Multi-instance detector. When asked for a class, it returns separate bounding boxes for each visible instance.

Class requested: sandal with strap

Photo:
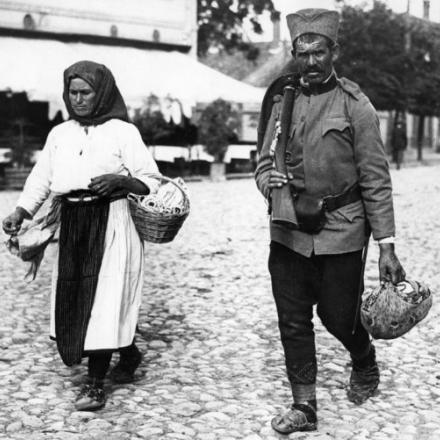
[271,403,318,434]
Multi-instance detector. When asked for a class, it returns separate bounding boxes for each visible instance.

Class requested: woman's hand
[2,207,31,235]
[88,174,124,197]
[89,174,149,197]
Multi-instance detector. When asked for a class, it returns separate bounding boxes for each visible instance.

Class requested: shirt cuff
[377,236,395,244]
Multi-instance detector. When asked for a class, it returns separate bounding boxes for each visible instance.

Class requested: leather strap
[62,190,126,204]
[324,184,361,212]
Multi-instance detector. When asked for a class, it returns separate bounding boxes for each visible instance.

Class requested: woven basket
[128,174,190,244]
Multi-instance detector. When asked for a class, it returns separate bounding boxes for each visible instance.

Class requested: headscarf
[62,60,129,126]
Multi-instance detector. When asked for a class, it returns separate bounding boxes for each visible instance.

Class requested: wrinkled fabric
[16,120,160,217]
[63,60,129,126]
[255,76,395,257]
[6,197,61,280]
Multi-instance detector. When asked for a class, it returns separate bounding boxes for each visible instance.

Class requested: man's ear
[331,44,340,63]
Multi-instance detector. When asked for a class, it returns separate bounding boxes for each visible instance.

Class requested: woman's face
[68,78,96,117]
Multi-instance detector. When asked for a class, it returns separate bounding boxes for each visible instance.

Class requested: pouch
[294,193,326,233]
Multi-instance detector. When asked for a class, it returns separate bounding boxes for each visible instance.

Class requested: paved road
[0,165,439,440]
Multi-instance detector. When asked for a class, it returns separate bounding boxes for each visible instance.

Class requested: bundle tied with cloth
[361,280,433,339]
[128,174,190,244]
[5,196,61,281]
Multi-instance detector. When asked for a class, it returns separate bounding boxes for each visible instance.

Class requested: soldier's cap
[286,8,340,44]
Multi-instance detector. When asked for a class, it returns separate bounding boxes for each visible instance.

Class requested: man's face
[69,78,96,117]
[293,35,338,85]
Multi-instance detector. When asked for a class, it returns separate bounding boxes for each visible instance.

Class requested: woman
[2,60,159,411]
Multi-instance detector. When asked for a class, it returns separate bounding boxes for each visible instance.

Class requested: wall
[0,0,197,52]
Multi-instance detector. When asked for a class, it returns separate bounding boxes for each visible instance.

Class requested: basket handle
[128,173,189,205]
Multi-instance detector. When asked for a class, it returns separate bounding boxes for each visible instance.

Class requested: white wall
[0,0,197,49]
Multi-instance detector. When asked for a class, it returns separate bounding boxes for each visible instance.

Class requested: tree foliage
[197,0,277,57]
[197,99,239,162]
[336,1,407,111]
[336,0,440,116]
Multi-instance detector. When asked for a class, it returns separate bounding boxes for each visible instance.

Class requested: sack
[360,280,432,339]
[293,193,326,233]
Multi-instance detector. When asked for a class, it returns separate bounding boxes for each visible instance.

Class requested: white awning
[0,36,265,120]
[149,145,188,163]
[148,144,256,163]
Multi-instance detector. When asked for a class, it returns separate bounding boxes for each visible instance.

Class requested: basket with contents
[128,174,190,243]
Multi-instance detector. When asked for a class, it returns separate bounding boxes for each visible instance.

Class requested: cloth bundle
[360,280,432,339]
[5,197,61,280]
[136,177,189,215]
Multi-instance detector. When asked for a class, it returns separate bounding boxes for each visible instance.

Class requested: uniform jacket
[255,75,395,257]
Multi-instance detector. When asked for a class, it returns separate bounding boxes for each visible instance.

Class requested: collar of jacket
[300,73,337,96]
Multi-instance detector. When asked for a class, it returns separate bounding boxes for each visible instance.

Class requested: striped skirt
[52,196,144,366]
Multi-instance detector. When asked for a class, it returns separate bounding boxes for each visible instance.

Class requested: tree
[405,18,440,160]
[197,0,277,57]
[336,1,407,112]
[197,99,239,162]
[336,0,440,160]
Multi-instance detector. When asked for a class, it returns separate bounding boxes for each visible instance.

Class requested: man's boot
[347,345,380,405]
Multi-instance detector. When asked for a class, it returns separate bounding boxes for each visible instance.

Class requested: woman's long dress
[17,119,159,351]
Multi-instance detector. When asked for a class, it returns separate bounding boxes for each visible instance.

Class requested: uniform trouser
[268,241,371,388]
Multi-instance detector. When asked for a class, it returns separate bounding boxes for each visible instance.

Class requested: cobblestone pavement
[0,165,439,440]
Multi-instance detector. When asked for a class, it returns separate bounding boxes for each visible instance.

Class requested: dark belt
[323,185,362,212]
[61,190,126,204]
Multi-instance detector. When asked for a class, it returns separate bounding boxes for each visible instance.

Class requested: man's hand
[88,174,124,197]
[2,207,31,235]
[379,243,406,284]
[260,170,292,198]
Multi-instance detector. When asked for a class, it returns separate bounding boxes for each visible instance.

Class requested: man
[391,119,407,170]
[254,9,406,434]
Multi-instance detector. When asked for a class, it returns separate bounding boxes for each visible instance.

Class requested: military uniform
[256,75,395,255]
[254,8,398,433]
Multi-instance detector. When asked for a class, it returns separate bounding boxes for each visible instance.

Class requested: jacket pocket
[322,118,351,137]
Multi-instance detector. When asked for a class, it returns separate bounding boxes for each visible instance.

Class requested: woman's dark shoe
[74,382,106,411]
[271,402,317,434]
[347,346,380,405]
[110,346,142,384]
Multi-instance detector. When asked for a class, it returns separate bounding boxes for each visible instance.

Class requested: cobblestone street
[0,165,439,440]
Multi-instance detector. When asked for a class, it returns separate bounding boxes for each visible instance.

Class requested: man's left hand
[88,174,124,197]
[378,243,406,284]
